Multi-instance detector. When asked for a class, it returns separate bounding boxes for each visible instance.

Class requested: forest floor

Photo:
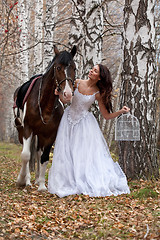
[0,142,159,240]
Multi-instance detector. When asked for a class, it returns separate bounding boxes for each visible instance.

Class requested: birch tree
[119,0,159,179]
[99,1,126,144]
[69,0,103,121]
[69,0,85,77]
[0,1,18,139]
[155,0,160,152]
[18,0,29,82]
[69,0,103,78]
[0,1,21,140]
[43,0,58,71]
[34,0,43,74]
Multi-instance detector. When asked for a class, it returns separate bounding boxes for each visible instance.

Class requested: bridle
[55,77,75,94]
[38,65,75,125]
[54,63,75,94]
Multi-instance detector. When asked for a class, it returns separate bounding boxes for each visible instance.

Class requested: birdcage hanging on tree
[115,113,140,141]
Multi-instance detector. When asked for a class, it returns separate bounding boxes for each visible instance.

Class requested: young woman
[48,64,130,197]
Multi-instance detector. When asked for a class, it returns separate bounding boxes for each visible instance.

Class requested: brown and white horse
[13,46,76,191]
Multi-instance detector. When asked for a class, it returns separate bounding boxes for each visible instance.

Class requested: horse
[13,45,77,191]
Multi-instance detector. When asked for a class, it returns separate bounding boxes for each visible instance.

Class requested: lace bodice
[67,87,98,125]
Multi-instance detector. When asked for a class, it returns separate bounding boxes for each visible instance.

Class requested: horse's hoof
[16,181,26,187]
[26,181,32,186]
[17,177,26,187]
[38,185,47,191]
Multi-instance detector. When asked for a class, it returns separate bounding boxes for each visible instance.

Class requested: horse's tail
[13,86,22,125]
[14,116,23,144]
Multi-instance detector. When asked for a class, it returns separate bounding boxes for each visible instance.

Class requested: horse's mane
[44,50,73,75]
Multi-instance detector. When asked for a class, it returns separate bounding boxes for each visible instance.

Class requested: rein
[38,76,74,125]
[38,77,46,124]
[38,77,59,125]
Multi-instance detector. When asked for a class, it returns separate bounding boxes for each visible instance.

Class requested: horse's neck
[40,68,56,107]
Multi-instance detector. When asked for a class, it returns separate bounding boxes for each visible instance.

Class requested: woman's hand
[54,88,72,104]
[120,106,130,114]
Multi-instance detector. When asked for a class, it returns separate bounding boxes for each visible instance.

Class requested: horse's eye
[57,66,61,71]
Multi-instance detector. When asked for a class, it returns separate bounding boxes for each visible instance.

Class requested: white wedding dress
[48,85,130,197]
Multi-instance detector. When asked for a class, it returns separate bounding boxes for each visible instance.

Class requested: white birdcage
[115,113,140,141]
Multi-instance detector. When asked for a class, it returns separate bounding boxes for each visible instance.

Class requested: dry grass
[0,142,159,239]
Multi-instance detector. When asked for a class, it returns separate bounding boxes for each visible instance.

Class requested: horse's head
[53,45,77,101]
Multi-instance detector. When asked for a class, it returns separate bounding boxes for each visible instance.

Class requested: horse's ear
[71,45,77,58]
[54,45,60,55]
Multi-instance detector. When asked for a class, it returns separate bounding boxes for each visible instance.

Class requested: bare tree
[0,0,20,140]
[0,0,19,71]
[155,0,160,155]
[43,0,58,70]
[119,0,159,179]
[69,0,103,78]
[18,0,30,82]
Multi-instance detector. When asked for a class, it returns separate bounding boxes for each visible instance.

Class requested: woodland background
[0,0,160,179]
[0,1,160,239]
[0,0,127,143]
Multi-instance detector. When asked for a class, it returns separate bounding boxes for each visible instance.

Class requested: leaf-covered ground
[0,142,159,240]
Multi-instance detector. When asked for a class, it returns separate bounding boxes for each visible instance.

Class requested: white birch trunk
[119,0,159,179]
[70,0,103,123]
[18,0,29,83]
[28,2,36,77]
[4,0,30,141]
[85,0,103,121]
[69,0,103,78]
[83,0,103,77]
[43,0,58,71]
[155,0,160,151]
[69,0,85,77]
[34,0,43,74]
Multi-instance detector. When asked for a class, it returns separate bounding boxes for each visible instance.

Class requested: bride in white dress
[48,64,130,197]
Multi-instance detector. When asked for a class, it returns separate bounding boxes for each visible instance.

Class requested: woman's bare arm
[96,93,130,120]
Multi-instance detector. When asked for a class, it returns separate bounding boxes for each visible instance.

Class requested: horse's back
[15,74,42,109]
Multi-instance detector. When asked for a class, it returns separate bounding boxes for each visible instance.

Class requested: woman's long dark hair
[96,64,113,113]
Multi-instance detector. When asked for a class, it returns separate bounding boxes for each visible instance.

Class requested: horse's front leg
[38,145,52,191]
[17,133,33,187]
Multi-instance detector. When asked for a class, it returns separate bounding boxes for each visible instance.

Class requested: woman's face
[88,65,100,82]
